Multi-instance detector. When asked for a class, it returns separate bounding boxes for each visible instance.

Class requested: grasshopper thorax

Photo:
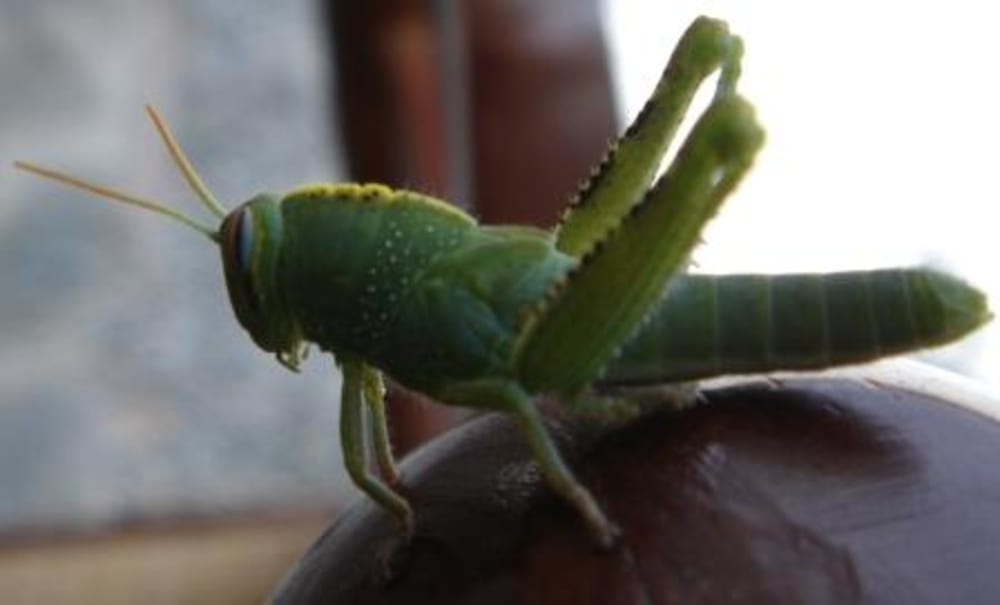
[220,194,306,370]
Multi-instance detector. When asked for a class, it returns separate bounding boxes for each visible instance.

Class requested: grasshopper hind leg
[554,16,743,257]
[515,95,764,398]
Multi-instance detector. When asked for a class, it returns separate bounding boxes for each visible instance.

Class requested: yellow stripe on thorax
[286,182,474,223]
[288,182,394,200]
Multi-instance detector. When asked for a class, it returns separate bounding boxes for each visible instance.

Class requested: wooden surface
[274,365,1000,604]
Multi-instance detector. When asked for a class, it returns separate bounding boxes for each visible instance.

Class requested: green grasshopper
[16,17,991,547]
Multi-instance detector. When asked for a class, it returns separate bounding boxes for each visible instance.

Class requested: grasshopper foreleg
[339,358,413,535]
[361,365,403,488]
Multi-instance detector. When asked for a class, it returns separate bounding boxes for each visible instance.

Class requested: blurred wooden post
[464,1,617,226]
[325,0,616,453]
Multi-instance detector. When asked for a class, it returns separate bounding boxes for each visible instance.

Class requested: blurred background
[1,1,997,602]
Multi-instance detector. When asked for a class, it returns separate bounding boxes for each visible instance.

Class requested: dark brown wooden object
[273,364,1000,603]
[326,0,617,453]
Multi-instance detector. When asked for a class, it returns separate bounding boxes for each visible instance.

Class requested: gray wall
[1,0,349,532]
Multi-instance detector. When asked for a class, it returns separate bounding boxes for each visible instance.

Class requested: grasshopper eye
[221,204,259,314]
[217,194,288,355]
[234,206,255,279]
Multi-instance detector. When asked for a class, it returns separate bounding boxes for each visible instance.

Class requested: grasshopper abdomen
[607,269,989,385]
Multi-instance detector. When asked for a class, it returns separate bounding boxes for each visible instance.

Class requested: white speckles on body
[344,194,471,349]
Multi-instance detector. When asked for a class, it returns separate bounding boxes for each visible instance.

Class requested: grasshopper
[15,17,990,547]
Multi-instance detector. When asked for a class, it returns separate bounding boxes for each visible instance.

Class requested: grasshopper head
[15,105,306,372]
[219,195,306,371]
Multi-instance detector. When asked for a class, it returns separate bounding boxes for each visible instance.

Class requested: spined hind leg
[554,15,744,257]
[503,21,763,548]
[514,95,765,399]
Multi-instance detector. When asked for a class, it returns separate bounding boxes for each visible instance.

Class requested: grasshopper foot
[570,483,621,549]
[371,530,412,584]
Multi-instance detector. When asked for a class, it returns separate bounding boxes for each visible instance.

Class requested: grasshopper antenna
[144,105,228,219]
[13,105,225,243]
[13,161,219,242]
